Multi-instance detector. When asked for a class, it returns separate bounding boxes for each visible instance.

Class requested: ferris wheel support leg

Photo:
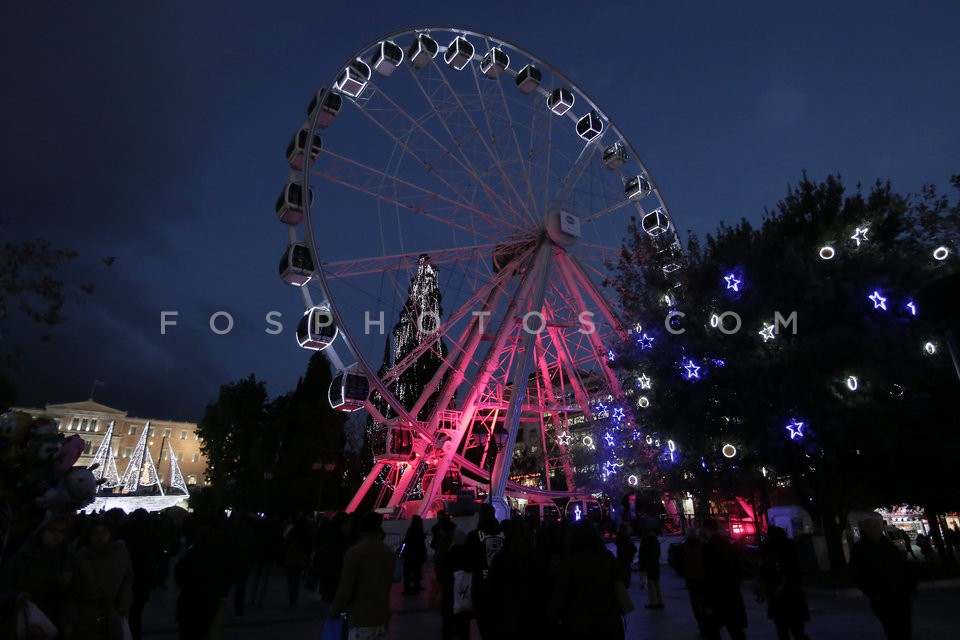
[490,243,555,520]
[346,461,389,514]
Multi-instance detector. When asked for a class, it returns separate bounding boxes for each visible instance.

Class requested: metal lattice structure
[276,27,682,519]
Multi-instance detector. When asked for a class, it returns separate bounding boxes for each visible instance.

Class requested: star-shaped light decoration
[785,418,805,440]
[905,301,917,316]
[682,359,701,380]
[724,273,742,292]
[851,227,869,246]
[556,431,572,446]
[601,459,622,479]
[759,323,776,342]
[637,333,655,350]
[593,402,608,417]
[607,349,616,362]
[611,407,625,422]
[869,291,887,310]
[603,432,615,447]
[637,374,652,389]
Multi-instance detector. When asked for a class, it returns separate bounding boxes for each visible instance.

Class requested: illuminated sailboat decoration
[164,439,189,496]
[91,421,121,490]
[120,421,164,495]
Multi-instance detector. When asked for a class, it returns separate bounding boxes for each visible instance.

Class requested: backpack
[477,530,504,579]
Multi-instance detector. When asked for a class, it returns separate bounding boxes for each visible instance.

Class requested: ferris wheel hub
[545,209,581,248]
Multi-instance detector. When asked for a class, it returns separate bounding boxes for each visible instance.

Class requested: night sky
[2,2,957,422]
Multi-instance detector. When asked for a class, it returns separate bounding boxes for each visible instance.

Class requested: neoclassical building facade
[13,399,209,489]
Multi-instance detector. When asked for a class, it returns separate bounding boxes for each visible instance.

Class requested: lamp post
[312,461,337,511]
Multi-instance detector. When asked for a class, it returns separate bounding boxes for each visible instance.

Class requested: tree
[609,173,960,574]
[196,374,275,510]
[0,224,109,405]
[268,352,352,514]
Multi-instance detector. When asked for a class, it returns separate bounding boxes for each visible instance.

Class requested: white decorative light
[933,246,949,261]
[557,431,572,446]
[627,474,638,486]
[759,323,776,342]
[636,396,650,408]
[846,376,858,391]
[582,435,595,449]
[851,227,869,246]
[819,246,835,260]
[924,342,937,355]
[722,444,737,458]
[637,374,652,390]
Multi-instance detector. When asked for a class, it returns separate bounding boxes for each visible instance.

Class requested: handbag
[320,616,345,640]
[614,580,635,615]
[16,600,57,640]
[452,569,473,614]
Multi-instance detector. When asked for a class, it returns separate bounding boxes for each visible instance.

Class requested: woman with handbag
[71,517,134,640]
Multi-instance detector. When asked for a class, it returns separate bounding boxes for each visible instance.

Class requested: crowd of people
[0,505,948,640]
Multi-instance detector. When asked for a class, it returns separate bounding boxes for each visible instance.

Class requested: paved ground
[141,547,960,639]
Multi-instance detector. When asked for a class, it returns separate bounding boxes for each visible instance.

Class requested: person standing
[71,518,135,640]
[464,503,504,640]
[756,526,809,640]
[400,515,427,595]
[330,511,395,640]
[701,518,748,640]
[614,522,637,588]
[850,517,917,640]
[639,527,663,609]
[548,520,625,640]
[682,527,708,637]
[0,514,76,638]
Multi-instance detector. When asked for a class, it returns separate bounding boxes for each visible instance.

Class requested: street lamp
[312,461,337,511]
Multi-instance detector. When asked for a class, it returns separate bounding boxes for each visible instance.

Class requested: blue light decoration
[869,291,887,310]
[785,418,805,440]
[603,432,615,447]
[602,459,622,479]
[682,358,701,380]
[851,226,869,246]
[611,407,625,422]
[593,402,609,418]
[711,358,726,368]
[905,300,917,316]
[607,349,616,362]
[637,333,655,350]
[724,273,742,292]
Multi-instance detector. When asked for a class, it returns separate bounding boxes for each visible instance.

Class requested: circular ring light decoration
[819,246,836,260]
[710,314,719,328]
[924,341,937,355]
[721,443,737,458]
[627,474,638,486]
[582,435,595,449]
[667,439,676,452]
[933,246,949,261]
[637,396,650,408]
[846,375,859,391]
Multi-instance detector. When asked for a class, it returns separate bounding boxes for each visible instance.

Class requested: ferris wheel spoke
[466,51,540,225]
[349,82,525,231]
[581,195,642,224]
[402,59,536,229]
[320,243,499,280]
[312,150,525,239]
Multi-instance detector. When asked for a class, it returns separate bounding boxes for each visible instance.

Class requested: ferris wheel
[276,27,682,519]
